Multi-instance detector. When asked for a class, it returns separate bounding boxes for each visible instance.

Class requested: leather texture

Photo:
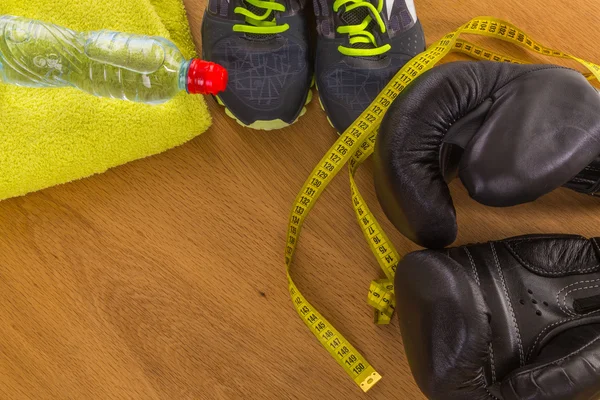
[395,235,600,400]
[373,61,600,249]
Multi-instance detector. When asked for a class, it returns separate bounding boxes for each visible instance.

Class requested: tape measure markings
[356,17,600,326]
[285,25,460,391]
[348,134,399,324]
[286,16,600,392]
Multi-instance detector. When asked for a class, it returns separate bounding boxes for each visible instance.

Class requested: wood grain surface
[1,0,599,399]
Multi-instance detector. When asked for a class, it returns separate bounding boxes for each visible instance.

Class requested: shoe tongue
[243,0,278,40]
[245,32,277,40]
[340,3,372,26]
[339,1,384,57]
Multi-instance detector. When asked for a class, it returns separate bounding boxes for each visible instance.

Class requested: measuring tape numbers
[285,16,600,392]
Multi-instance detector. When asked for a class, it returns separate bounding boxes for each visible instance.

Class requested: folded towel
[0,0,211,200]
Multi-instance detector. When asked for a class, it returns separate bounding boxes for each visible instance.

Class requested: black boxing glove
[395,235,600,400]
[373,61,600,249]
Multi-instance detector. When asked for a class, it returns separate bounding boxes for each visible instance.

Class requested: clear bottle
[0,15,227,104]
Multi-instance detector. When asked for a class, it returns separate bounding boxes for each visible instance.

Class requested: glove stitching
[513,335,600,382]
[556,279,600,316]
[505,235,587,243]
[564,285,600,316]
[526,311,600,361]
[573,168,600,193]
[528,319,573,361]
[570,177,597,184]
[571,179,600,195]
[491,242,525,366]
[465,247,497,382]
[464,247,481,286]
[485,387,500,400]
[505,241,600,276]
[488,342,497,384]
[547,334,600,366]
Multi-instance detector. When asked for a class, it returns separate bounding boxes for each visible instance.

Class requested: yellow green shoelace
[233,0,290,34]
[333,0,391,56]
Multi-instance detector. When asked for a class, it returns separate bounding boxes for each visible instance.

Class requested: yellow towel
[0,0,211,200]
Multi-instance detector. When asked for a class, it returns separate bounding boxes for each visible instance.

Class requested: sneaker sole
[217,77,316,131]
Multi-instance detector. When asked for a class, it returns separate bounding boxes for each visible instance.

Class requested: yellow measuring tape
[285,16,600,392]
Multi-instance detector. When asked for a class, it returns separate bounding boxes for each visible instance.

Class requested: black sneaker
[202,0,313,130]
[314,0,425,132]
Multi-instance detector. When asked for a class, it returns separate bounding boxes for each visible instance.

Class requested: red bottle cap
[186,59,228,95]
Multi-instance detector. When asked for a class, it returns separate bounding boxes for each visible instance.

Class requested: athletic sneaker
[314,0,425,133]
[202,0,313,130]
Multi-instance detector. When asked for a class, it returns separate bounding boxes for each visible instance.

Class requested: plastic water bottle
[0,15,228,104]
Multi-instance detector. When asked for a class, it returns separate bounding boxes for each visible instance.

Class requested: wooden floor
[2,0,600,399]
